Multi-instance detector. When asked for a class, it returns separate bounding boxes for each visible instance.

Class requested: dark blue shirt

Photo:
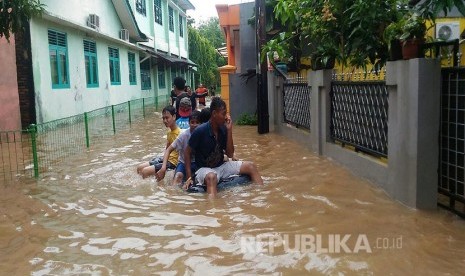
[189,121,227,168]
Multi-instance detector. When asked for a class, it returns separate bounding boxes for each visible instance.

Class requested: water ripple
[302,194,338,209]
[122,213,221,227]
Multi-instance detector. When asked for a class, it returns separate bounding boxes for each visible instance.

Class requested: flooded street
[1,112,465,275]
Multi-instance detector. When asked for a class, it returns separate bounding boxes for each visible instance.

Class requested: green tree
[0,0,44,42]
[197,17,224,49]
[188,18,226,89]
[197,17,227,81]
[186,15,195,27]
[409,0,465,19]
[188,26,219,88]
[266,0,465,71]
[267,0,404,70]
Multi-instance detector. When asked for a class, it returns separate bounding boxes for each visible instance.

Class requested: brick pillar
[0,35,21,131]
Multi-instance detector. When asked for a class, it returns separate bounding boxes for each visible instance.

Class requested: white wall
[132,0,154,38]
[27,0,189,123]
[30,17,152,123]
[134,0,188,59]
[178,15,187,58]
[154,0,169,52]
[41,0,123,38]
[168,31,178,56]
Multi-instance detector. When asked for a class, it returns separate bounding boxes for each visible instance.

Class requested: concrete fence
[269,59,441,209]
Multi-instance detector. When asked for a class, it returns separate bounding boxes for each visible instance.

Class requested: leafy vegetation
[197,17,225,49]
[411,0,465,21]
[188,18,226,89]
[398,12,427,41]
[267,0,403,71]
[235,113,258,125]
[0,0,44,42]
[263,0,465,71]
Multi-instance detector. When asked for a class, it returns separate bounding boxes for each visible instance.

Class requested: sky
[187,0,254,24]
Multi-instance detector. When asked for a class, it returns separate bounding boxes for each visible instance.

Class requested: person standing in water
[185,85,197,111]
[195,84,208,108]
[172,76,187,118]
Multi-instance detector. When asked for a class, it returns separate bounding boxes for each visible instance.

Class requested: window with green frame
[179,15,184,37]
[83,40,98,88]
[140,60,151,90]
[48,29,70,89]
[158,64,166,89]
[154,0,162,25]
[168,6,174,32]
[108,47,121,85]
[128,52,136,85]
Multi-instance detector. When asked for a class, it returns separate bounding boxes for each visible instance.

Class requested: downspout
[255,0,269,134]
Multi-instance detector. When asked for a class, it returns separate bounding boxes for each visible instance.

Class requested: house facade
[0,0,195,130]
[216,2,258,122]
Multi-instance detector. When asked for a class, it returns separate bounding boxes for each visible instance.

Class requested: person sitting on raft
[176,97,193,130]
[184,97,263,196]
[136,105,180,179]
[155,110,202,186]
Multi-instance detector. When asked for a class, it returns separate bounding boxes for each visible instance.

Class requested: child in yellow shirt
[137,105,181,179]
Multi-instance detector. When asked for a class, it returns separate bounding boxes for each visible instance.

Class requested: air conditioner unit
[120,29,129,41]
[87,14,100,30]
[436,22,461,41]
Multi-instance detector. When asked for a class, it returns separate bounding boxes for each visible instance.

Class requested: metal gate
[438,67,465,218]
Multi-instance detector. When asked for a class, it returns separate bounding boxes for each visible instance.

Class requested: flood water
[1,112,465,275]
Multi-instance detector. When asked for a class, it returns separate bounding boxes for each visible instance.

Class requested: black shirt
[170,90,176,106]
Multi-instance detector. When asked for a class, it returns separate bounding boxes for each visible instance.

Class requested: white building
[0,0,195,127]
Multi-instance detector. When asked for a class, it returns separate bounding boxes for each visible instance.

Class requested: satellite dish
[438,25,452,40]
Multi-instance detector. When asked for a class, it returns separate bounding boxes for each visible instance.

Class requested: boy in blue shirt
[175,97,192,130]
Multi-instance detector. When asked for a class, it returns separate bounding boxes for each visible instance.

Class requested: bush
[235,113,258,125]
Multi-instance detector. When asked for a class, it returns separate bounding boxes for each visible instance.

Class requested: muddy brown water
[1,112,465,275]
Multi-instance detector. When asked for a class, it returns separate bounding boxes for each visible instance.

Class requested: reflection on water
[1,113,465,274]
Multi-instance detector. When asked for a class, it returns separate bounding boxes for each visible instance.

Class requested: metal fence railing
[283,77,311,130]
[0,95,169,181]
[0,129,35,181]
[423,39,460,68]
[438,67,465,218]
[330,79,389,158]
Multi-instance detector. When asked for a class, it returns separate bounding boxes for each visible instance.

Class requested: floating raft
[186,175,251,193]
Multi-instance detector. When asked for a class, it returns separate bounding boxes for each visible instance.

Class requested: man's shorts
[175,162,197,180]
[195,161,242,185]
[149,157,175,171]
